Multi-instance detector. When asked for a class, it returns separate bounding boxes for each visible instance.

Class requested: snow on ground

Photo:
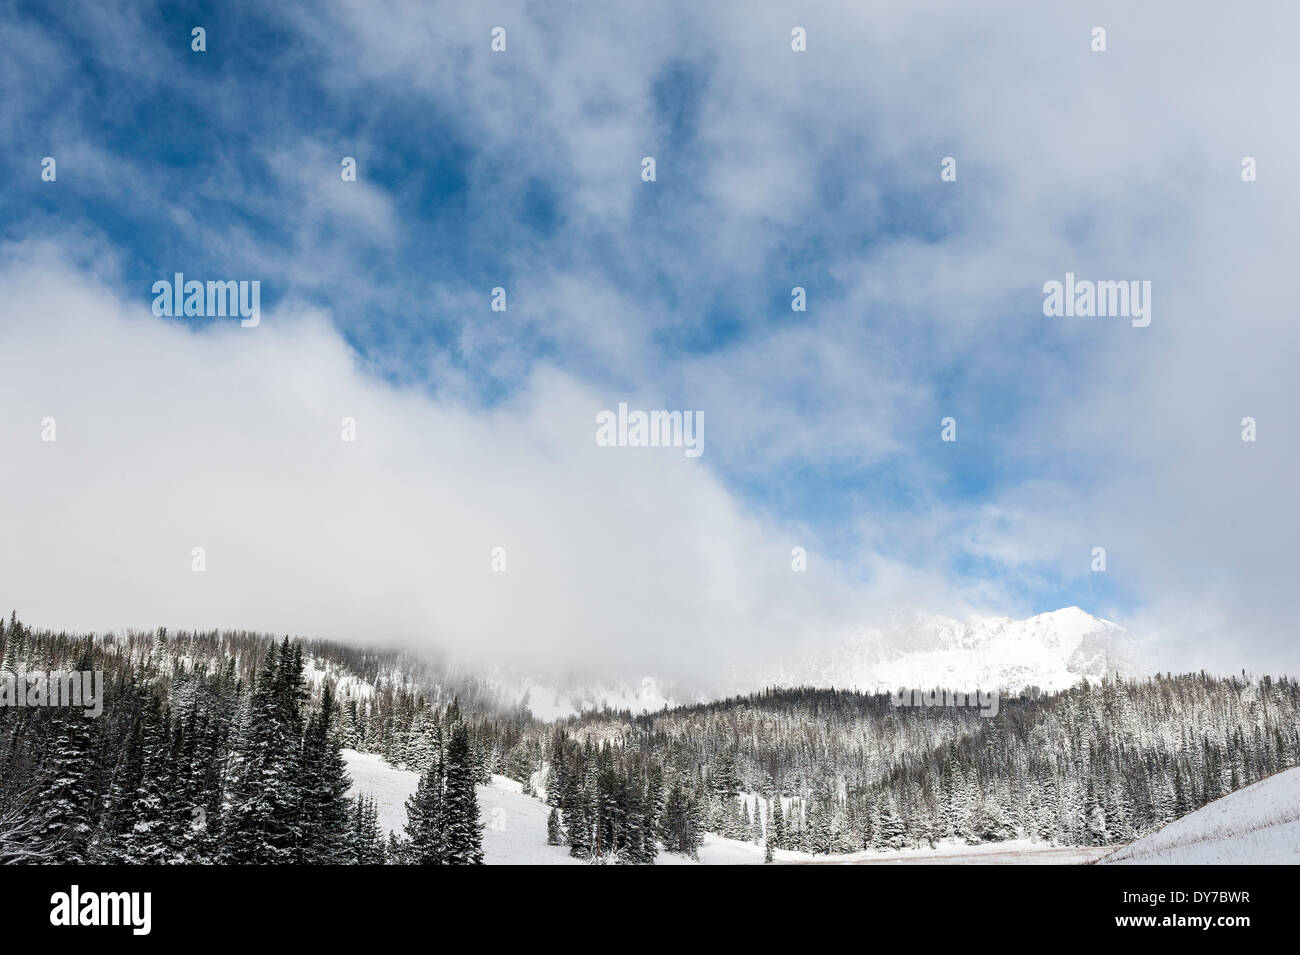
[343,749,1108,865]
[302,657,375,701]
[764,607,1141,695]
[1099,766,1300,865]
[692,834,1108,865]
[343,749,581,865]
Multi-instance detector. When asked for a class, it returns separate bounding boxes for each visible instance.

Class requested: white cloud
[0,247,888,687]
[6,1,1300,681]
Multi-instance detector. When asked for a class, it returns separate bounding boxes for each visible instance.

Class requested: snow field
[1100,766,1300,865]
[343,750,1110,865]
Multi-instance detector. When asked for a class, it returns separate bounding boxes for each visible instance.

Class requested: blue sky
[3,1,1298,678]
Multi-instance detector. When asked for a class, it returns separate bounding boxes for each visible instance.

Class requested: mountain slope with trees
[2,614,1296,864]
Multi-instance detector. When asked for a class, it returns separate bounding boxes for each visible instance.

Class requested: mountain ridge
[743,606,1144,698]
[496,607,1146,718]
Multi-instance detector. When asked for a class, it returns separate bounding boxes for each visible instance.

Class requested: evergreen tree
[874,797,907,850]
[298,683,353,864]
[31,658,102,863]
[442,721,484,864]
[771,796,786,850]
[563,758,592,859]
[404,740,446,864]
[350,793,386,864]
[385,831,409,864]
[101,691,171,863]
[1084,782,1108,846]
[749,796,763,844]
[220,640,306,863]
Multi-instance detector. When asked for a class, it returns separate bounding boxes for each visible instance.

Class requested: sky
[1,1,1297,685]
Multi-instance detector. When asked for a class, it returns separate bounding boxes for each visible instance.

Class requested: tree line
[5,613,1299,862]
[0,616,482,864]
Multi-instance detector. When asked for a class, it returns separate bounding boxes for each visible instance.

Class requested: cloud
[4,1,1300,680]
[0,246,887,687]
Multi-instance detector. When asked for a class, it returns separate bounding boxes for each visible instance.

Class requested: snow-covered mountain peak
[760,606,1142,695]
[487,607,1145,717]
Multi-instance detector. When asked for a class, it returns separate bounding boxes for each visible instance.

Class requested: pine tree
[405,707,438,773]
[298,683,353,863]
[809,780,836,854]
[386,830,409,864]
[563,756,592,859]
[622,776,657,864]
[220,640,306,863]
[645,763,665,836]
[442,721,484,864]
[874,797,907,850]
[771,795,785,850]
[404,740,446,864]
[1084,782,1108,846]
[339,695,359,750]
[350,793,386,864]
[101,691,171,863]
[168,675,231,863]
[31,655,102,863]
[1036,774,1060,843]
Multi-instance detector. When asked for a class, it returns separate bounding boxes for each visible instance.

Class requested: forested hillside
[2,615,1296,863]
[0,616,489,864]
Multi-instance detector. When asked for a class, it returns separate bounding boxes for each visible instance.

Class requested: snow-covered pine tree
[562,753,592,859]
[404,740,446,864]
[442,721,484,864]
[31,652,102,863]
[771,795,785,850]
[874,797,907,850]
[350,793,385,864]
[386,830,408,864]
[1083,781,1108,846]
[298,683,353,864]
[405,706,438,774]
[100,690,171,863]
[646,763,665,837]
[619,775,644,863]
[220,639,306,864]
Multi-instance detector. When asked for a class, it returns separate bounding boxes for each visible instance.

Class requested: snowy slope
[343,750,1112,865]
[688,834,1109,866]
[760,607,1142,694]
[1099,767,1300,865]
[343,749,582,865]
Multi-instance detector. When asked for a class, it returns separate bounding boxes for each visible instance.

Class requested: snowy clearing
[343,749,581,865]
[343,749,1106,865]
[689,834,1108,865]
[1099,766,1300,865]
